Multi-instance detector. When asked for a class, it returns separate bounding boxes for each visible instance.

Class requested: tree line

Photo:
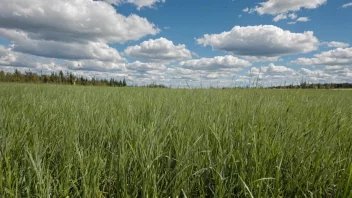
[270,82,352,89]
[0,69,127,87]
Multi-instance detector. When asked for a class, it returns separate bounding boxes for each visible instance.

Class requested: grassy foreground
[0,83,352,197]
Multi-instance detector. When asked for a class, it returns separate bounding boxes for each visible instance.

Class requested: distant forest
[0,69,127,87]
[269,82,352,89]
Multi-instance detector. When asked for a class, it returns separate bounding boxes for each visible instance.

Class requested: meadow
[0,83,352,197]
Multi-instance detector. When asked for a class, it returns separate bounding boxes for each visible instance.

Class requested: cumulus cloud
[166,67,235,82]
[0,45,37,68]
[63,60,126,72]
[273,14,308,23]
[180,55,251,71]
[299,67,352,83]
[105,0,166,10]
[240,56,280,62]
[197,25,319,58]
[342,2,352,8]
[0,0,159,44]
[273,14,288,22]
[246,63,300,87]
[325,41,350,48]
[289,13,298,19]
[294,48,352,66]
[324,65,345,71]
[288,16,310,24]
[0,29,125,62]
[247,0,325,22]
[0,0,161,72]
[296,17,310,22]
[104,0,166,10]
[246,63,352,87]
[0,44,129,74]
[126,61,166,72]
[249,63,296,77]
[124,37,192,63]
[251,0,327,15]
[299,68,328,77]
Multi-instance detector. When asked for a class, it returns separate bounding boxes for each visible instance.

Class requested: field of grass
[1,83,352,197]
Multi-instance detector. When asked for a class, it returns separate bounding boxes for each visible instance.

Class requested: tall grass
[0,83,352,197]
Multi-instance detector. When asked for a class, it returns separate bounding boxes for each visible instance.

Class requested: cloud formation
[63,60,126,72]
[325,41,350,48]
[0,46,37,68]
[251,0,327,15]
[247,0,326,23]
[249,63,296,77]
[125,37,192,63]
[126,61,166,73]
[0,0,160,65]
[296,17,310,22]
[180,55,251,71]
[0,29,125,62]
[246,63,352,87]
[0,0,161,72]
[197,25,319,58]
[342,2,352,8]
[0,0,159,44]
[294,48,352,66]
[104,0,166,10]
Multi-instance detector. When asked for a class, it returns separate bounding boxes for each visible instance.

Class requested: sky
[0,0,352,87]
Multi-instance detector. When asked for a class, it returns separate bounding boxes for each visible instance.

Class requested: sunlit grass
[0,83,352,197]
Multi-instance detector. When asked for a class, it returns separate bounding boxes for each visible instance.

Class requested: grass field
[1,83,352,197]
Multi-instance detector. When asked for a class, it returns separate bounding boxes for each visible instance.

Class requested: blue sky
[0,0,352,87]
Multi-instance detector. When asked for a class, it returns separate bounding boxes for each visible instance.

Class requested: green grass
[1,83,352,197]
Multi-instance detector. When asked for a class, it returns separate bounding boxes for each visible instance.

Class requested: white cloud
[342,2,352,8]
[287,16,310,24]
[104,0,166,10]
[251,0,327,15]
[294,48,352,66]
[126,61,166,72]
[180,55,251,71]
[240,56,280,62]
[247,63,300,87]
[243,7,249,12]
[273,14,287,22]
[273,14,306,23]
[248,0,326,22]
[0,0,161,72]
[296,17,310,22]
[246,64,352,86]
[325,41,350,48]
[197,25,319,58]
[63,60,126,72]
[0,0,159,44]
[166,67,235,82]
[324,65,344,71]
[0,45,127,73]
[289,13,298,19]
[248,66,268,77]
[0,45,37,68]
[249,63,296,77]
[0,28,125,62]
[299,68,331,82]
[124,37,192,63]
[299,67,352,83]
[266,63,296,75]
